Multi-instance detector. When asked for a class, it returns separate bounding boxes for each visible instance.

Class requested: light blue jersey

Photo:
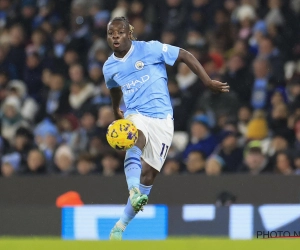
[103,40,180,119]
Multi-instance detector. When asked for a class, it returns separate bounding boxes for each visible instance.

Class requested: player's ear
[128,30,132,40]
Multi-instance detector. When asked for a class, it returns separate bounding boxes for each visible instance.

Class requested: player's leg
[110,159,157,240]
[140,161,159,185]
[110,129,148,240]
[124,130,148,212]
[110,114,173,240]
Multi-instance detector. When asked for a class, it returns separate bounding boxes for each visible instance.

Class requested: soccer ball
[106,119,138,150]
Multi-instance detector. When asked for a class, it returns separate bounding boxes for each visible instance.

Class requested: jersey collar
[113,44,134,62]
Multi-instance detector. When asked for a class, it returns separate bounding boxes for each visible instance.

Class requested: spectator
[26,28,49,59]
[160,28,178,46]
[130,17,152,41]
[237,105,253,137]
[158,0,188,34]
[0,0,17,29]
[246,109,269,141]
[202,56,222,78]
[196,84,240,123]
[34,119,60,162]
[248,20,267,55]
[88,63,103,88]
[238,140,273,174]
[91,80,112,107]
[1,152,21,177]
[162,158,181,175]
[294,118,300,151]
[250,57,273,110]
[76,153,97,175]
[8,127,35,171]
[185,30,206,49]
[294,153,300,175]
[80,110,98,141]
[0,71,9,103]
[223,54,252,104]
[176,62,203,111]
[216,131,243,172]
[41,68,52,90]
[236,4,256,40]
[35,73,70,122]
[23,52,44,102]
[60,49,80,77]
[7,80,39,122]
[96,105,115,141]
[0,46,17,79]
[68,1,90,62]
[187,0,214,32]
[111,0,128,19]
[32,0,61,29]
[93,46,109,66]
[8,24,26,79]
[205,155,225,176]
[54,145,75,175]
[24,149,47,175]
[168,79,192,131]
[87,135,109,159]
[101,151,122,176]
[229,39,253,64]
[269,102,294,144]
[88,0,110,31]
[52,26,70,60]
[68,64,95,118]
[269,88,286,110]
[265,0,285,27]
[257,36,284,83]
[0,134,10,159]
[57,113,79,146]
[0,96,28,143]
[266,135,289,157]
[286,78,300,106]
[183,114,219,159]
[184,150,206,174]
[274,151,294,175]
[210,8,235,51]
[20,0,37,36]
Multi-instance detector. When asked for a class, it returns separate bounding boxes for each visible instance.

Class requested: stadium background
[1,0,300,246]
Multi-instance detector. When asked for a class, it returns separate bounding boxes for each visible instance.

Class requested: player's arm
[177,48,229,93]
[109,87,124,120]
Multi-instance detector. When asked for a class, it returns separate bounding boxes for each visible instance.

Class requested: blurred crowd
[1,0,300,177]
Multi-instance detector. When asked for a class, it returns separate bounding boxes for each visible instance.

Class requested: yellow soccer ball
[106,119,138,150]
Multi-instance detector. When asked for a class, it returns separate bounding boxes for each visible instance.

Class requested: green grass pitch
[1,237,300,250]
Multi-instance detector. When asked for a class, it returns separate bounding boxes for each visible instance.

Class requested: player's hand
[208,80,230,93]
[114,109,124,120]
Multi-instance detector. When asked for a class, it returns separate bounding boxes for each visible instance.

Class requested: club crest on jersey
[135,61,144,70]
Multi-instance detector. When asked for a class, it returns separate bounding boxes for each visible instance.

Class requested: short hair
[109,16,136,41]
[69,63,83,71]
[188,150,207,160]
[77,152,94,163]
[253,56,270,68]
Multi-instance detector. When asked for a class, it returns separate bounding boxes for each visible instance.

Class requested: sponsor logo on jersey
[122,75,150,94]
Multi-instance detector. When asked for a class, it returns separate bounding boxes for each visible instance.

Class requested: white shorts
[126,113,174,172]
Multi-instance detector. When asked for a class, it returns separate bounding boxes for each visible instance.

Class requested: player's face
[107,21,131,56]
